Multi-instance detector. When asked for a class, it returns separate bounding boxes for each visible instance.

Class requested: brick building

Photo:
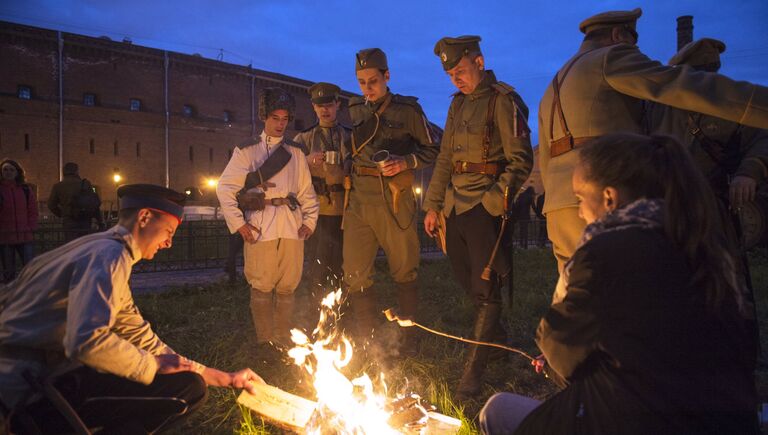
[0,20,355,211]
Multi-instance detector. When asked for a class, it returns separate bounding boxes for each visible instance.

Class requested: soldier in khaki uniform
[423,36,533,399]
[539,8,768,302]
[343,48,438,354]
[294,82,351,292]
[650,38,768,214]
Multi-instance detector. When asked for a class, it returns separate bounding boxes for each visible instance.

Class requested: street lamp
[112,168,122,220]
[206,178,218,188]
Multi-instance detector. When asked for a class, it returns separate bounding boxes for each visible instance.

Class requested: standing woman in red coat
[0,159,38,282]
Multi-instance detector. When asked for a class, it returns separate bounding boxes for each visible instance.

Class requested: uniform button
[455,145,462,151]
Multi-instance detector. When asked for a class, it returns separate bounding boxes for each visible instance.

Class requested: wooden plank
[237,383,318,431]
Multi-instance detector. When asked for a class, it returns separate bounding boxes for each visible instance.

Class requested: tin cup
[372,150,391,169]
[324,150,342,165]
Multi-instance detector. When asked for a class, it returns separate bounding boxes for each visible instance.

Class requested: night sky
[2,0,767,142]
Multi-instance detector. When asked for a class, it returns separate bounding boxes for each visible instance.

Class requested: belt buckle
[461,161,468,173]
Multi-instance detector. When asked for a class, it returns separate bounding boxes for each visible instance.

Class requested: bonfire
[237,289,461,434]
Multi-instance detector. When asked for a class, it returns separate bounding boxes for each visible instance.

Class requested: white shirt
[217,132,318,241]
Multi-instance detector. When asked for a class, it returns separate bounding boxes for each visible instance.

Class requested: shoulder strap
[351,94,393,157]
[243,145,292,190]
[549,48,601,142]
[483,91,499,163]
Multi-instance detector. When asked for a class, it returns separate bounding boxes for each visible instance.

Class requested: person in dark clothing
[533,193,547,247]
[224,232,244,284]
[512,186,535,248]
[480,134,758,434]
[47,162,104,241]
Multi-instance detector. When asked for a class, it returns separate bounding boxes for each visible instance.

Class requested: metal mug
[372,150,390,168]
[324,150,342,165]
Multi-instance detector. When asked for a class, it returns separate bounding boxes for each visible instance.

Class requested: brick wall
[0,20,353,210]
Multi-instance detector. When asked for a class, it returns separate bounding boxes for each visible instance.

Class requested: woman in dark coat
[0,159,38,282]
[480,134,758,434]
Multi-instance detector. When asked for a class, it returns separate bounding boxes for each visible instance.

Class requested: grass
[134,248,768,434]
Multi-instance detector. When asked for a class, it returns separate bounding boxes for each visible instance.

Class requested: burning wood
[237,387,461,434]
[237,289,462,434]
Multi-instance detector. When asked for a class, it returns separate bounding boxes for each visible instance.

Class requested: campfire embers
[236,289,461,434]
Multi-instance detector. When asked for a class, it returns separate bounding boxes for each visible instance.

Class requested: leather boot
[456,302,502,400]
[349,289,378,342]
[250,289,274,344]
[274,293,296,348]
[396,280,420,357]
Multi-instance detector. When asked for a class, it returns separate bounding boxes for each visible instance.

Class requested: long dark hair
[578,133,741,310]
[0,159,26,184]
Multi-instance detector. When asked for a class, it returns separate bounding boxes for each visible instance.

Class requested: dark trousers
[224,232,244,278]
[517,219,530,249]
[446,205,506,304]
[306,214,343,287]
[0,243,34,283]
[13,366,208,434]
[62,218,93,242]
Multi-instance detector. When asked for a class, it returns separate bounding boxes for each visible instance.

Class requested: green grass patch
[134,248,768,434]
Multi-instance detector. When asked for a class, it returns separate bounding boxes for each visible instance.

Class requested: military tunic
[649,105,768,200]
[343,91,438,290]
[423,71,533,302]
[294,123,350,285]
[538,39,768,278]
[0,226,174,409]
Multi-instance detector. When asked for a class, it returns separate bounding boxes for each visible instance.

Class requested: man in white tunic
[217,87,319,347]
[0,184,262,434]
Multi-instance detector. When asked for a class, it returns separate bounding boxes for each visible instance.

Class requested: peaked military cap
[669,38,726,67]
[308,82,341,104]
[355,48,388,71]
[579,8,642,34]
[434,35,482,70]
[117,184,186,223]
[259,87,295,121]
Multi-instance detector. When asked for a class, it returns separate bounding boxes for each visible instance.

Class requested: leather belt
[269,198,297,207]
[353,166,381,177]
[549,135,597,158]
[453,161,505,177]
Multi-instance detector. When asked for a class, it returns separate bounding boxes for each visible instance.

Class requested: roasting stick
[383,309,536,362]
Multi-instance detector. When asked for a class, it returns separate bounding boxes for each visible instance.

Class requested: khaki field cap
[259,87,296,121]
[669,38,726,67]
[579,8,642,34]
[433,35,482,71]
[355,48,388,71]
[308,82,341,104]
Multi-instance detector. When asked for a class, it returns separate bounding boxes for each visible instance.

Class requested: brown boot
[396,280,420,357]
[250,289,274,344]
[456,303,502,400]
[274,293,296,348]
[349,289,378,343]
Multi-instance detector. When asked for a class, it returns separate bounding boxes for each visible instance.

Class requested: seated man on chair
[0,184,263,434]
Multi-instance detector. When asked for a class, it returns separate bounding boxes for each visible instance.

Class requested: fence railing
[23,216,549,273]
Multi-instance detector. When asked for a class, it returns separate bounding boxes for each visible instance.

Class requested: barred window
[83,93,96,106]
[129,99,141,112]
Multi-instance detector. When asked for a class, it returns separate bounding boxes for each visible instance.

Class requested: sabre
[481,185,510,281]
[382,308,536,362]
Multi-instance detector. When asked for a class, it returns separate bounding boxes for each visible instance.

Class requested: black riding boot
[396,280,420,357]
[349,289,378,343]
[456,302,502,400]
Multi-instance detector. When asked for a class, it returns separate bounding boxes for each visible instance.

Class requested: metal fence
[23,216,549,273]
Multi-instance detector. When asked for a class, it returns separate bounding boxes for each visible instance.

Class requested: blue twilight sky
[2,0,767,143]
